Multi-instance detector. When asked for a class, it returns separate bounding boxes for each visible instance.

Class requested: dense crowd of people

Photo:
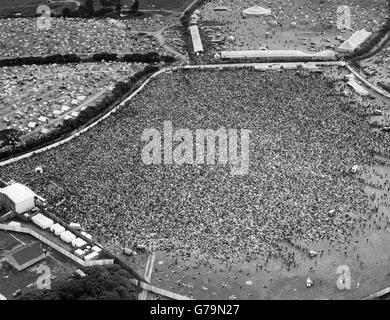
[2,68,390,269]
[198,0,388,57]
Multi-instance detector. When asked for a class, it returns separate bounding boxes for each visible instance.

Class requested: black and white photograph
[0,0,389,310]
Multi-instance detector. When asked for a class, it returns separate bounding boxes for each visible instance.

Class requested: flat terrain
[0,231,76,299]
[197,0,388,60]
[0,62,144,139]
[2,68,390,298]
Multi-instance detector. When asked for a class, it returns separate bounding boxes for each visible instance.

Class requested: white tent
[0,183,37,214]
[74,248,86,258]
[189,25,204,53]
[214,6,230,11]
[84,251,99,261]
[60,231,76,243]
[71,238,87,248]
[302,62,319,70]
[337,29,372,53]
[81,231,93,240]
[242,6,271,17]
[32,213,54,230]
[92,246,103,253]
[347,79,369,96]
[50,223,66,236]
[8,221,21,227]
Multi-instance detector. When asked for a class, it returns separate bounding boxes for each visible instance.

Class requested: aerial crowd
[2,68,390,269]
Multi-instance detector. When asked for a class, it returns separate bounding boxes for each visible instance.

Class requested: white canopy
[189,25,204,53]
[338,29,372,53]
[242,6,271,17]
[92,246,103,253]
[347,79,369,96]
[214,6,230,11]
[32,213,54,230]
[60,230,76,243]
[74,248,86,258]
[50,223,65,236]
[0,183,37,214]
[84,251,99,261]
[72,238,87,248]
[81,231,93,240]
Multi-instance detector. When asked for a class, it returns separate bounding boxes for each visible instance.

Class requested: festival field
[0,62,144,139]
[2,68,390,299]
[196,0,388,60]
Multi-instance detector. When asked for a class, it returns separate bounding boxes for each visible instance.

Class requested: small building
[337,29,372,53]
[0,183,38,214]
[6,242,45,271]
[189,25,204,54]
[242,5,271,17]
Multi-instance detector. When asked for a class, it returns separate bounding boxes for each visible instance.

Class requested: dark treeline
[17,265,139,300]
[0,52,176,68]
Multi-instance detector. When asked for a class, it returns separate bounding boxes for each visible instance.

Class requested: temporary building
[242,6,271,17]
[189,25,204,53]
[81,231,93,240]
[69,222,81,230]
[214,6,230,11]
[347,79,369,96]
[50,223,66,236]
[5,242,45,271]
[282,63,298,70]
[74,249,86,258]
[32,213,54,230]
[0,183,37,214]
[60,230,77,243]
[8,221,21,227]
[221,49,337,60]
[337,29,372,53]
[84,251,99,261]
[302,62,319,70]
[92,246,103,253]
[71,238,87,248]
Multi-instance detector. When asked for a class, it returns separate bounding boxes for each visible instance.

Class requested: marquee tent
[0,183,37,214]
[189,25,204,53]
[72,238,87,248]
[84,251,99,261]
[347,79,369,96]
[60,230,76,243]
[32,213,54,230]
[50,223,65,236]
[337,29,372,53]
[242,6,271,17]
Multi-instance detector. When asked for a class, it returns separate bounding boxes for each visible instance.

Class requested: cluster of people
[2,68,390,270]
[199,0,388,57]
[0,62,143,137]
[0,17,169,58]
